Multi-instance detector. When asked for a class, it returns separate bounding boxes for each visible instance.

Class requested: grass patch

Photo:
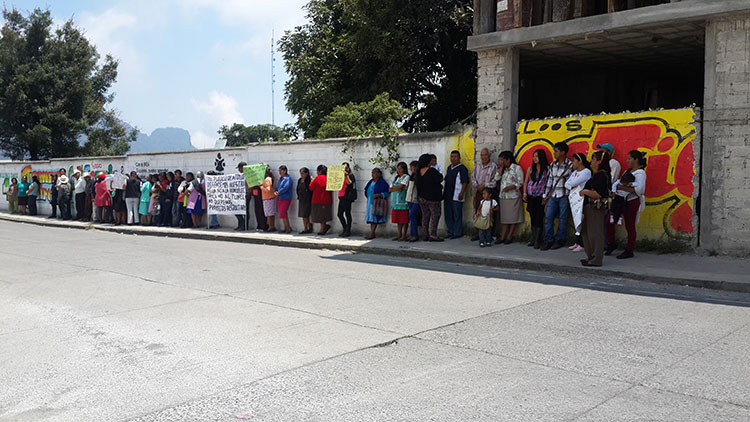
[634,237,692,254]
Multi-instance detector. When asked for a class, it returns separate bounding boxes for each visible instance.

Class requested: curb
[1,214,748,294]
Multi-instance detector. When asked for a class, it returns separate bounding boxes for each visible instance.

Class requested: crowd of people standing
[3,144,646,267]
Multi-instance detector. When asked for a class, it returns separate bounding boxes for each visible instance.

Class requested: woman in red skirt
[389,162,410,241]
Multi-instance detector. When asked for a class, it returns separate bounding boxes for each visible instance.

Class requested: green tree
[279,0,476,136]
[218,123,298,146]
[0,8,134,160]
[316,92,410,138]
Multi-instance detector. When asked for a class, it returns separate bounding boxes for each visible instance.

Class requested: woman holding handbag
[364,168,390,240]
[580,150,611,267]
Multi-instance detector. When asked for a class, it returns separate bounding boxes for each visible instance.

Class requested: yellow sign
[326,165,346,191]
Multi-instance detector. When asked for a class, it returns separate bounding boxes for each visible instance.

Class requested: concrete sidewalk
[1,213,748,293]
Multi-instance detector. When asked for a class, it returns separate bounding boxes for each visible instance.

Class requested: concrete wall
[476,48,518,157]
[0,131,476,236]
[701,12,750,255]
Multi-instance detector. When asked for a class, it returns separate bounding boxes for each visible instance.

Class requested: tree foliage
[218,123,299,146]
[279,0,477,136]
[0,8,134,160]
[316,92,410,139]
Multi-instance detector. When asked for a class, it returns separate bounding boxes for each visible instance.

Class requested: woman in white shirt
[565,153,592,252]
[606,150,647,259]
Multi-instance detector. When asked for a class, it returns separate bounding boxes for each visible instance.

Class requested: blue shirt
[276,175,293,200]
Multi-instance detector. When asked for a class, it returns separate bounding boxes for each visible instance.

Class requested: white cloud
[190,130,219,149]
[179,0,308,29]
[191,91,245,127]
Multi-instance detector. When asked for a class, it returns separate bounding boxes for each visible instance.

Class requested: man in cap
[58,175,72,220]
[235,162,249,231]
[597,143,621,183]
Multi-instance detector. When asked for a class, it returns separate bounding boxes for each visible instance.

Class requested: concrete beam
[468,0,750,51]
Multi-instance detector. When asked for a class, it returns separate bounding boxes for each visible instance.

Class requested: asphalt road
[1,221,749,421]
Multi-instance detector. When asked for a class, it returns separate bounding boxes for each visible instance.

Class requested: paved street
[1,221,749,422]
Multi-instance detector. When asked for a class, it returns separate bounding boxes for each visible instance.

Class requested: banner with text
[326,165,346,191]
[206,173,247,215]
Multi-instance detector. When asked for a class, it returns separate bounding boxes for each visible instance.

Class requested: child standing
[474,189,498,248]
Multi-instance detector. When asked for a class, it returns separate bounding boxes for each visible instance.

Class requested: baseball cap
[596,143,614,153]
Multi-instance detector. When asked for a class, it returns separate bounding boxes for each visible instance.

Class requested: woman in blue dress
[364,168,390,239]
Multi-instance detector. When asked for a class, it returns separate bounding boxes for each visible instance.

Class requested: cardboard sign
[206,173,247,215]
[326,165,346,191]
[243,164,266,188]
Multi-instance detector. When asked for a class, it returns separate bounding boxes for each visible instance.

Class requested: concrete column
[476,48,520,160]
[701,12,750,255]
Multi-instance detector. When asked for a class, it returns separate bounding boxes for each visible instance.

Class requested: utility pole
[271,29,276,126]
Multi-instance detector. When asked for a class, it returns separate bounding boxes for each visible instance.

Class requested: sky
[5,0,309,148]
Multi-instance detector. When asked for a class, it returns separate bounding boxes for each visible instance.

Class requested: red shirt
[94,180,112,207]
[310,175,332,205]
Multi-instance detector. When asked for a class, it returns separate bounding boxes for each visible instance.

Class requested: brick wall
[476,49,507,157]
[703,13,750,255]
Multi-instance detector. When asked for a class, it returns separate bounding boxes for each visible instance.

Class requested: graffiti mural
[515,108,697,239]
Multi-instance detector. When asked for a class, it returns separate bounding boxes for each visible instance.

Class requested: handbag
[473,213,491,230]
[372,197,387,217]
[344,177,357,202]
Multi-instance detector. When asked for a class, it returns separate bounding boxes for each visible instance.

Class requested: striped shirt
[544,159,573,199]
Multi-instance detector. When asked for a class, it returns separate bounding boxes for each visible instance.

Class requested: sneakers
[540,242,553,251]
[550,241,564,250]
[479,242,485,248]
[568,244,578,250]
[605,244,617,256]
[572,244,585,252]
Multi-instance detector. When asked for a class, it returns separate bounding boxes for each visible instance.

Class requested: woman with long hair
[494,151,524,244]
[523,149,549,248]
[7,177,18,214]
[297,167,313,234]
[389,162,410,241]
[580,150,611,267]
[261,166,277,232]
[310,165,333,235]
[337,162,356,237]
[406,161,421,242]
[17,176,28,215]
[607,150,647,259]
[565,153,592,252]
[275,165,294,233]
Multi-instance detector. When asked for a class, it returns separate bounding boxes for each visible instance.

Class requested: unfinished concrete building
[470,0,750,255]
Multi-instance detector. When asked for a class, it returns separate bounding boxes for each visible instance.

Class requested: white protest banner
[206,173,247,215]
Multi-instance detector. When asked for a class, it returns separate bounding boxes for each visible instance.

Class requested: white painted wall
[0,132,461,236]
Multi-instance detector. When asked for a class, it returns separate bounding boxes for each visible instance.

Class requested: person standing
[205,170,221,229]
[27,176,40,216]
[542,142,573,250]
[48,174,59,219]
[94,174,112,223]
[416,154,444,242]
[275,165,294,233]
[57,175,72,220]
[297,167,313,234]
[470,148,497,241]
[406,161,421,242]
[309,165,332,235]
[187,171,207,227]
[606,150,647,260]
[390,162,410,241]
[73,170,86,220]
[171,170,184,227]
[494,151,524,244]
[523,149,549,249]
[234,162,249,231]
[139,174,153,226]
[336,162,356,237]
[364,168,390,240]
[580,151,611,267]
[7,177,18,214]
[17,176,28,215]
[475,188,498,248]
[443,150,469,239]
[84,173,94,221]
[125,171,141,225]
[261,167,277,232]
[565,153,592,252]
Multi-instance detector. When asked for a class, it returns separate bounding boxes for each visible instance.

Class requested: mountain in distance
[126,125,196,153]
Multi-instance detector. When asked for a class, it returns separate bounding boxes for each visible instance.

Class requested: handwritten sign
[243,164,266,187]
[326,165,346,191]
[206,173,247,215]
